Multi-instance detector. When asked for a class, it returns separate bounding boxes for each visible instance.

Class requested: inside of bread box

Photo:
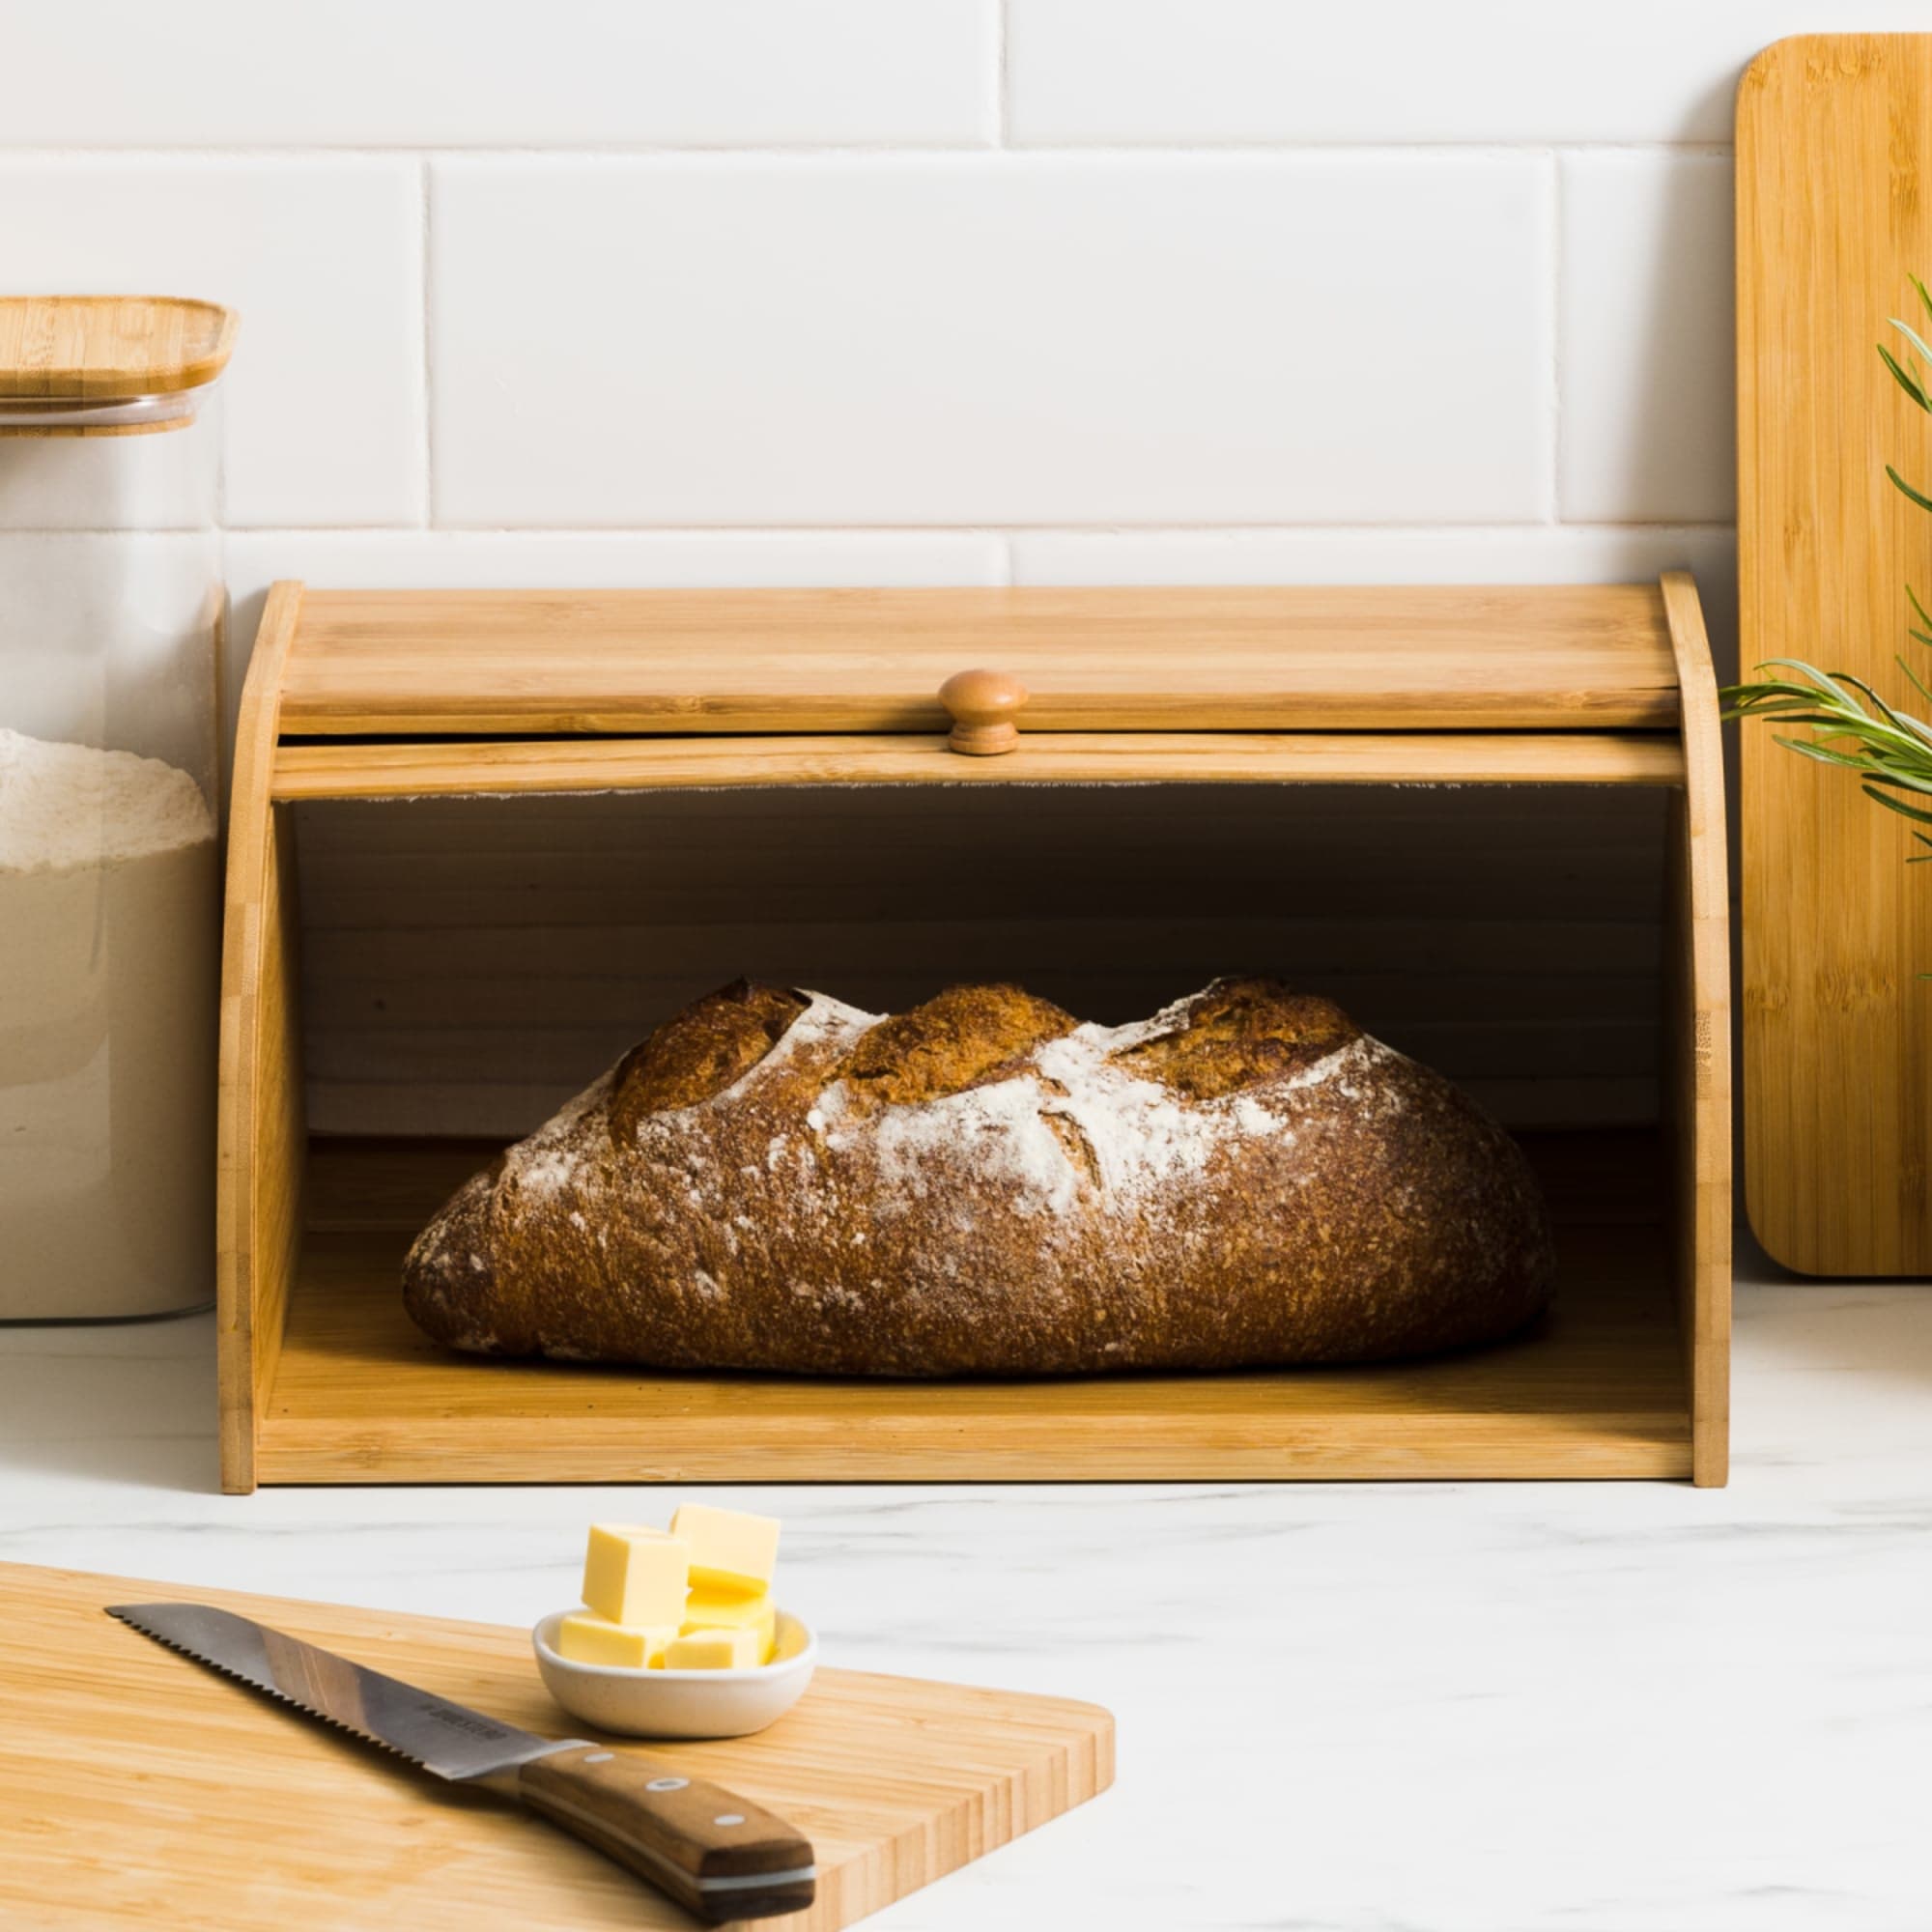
[254,778,1695,1486]
[296,783,1665,1136]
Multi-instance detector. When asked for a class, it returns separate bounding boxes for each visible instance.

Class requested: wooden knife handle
[519,1746,816,1922]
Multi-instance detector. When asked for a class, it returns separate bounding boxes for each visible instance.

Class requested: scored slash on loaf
[402,977,1554,1375]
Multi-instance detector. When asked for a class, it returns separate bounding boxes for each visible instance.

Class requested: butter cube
[682,1587,777,1662]
[556,1611,677,1669]
[668,1504,780,1597]
[664,1625,763,1670]
[582,1523,690,1628]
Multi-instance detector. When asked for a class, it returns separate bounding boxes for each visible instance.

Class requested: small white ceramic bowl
[533,1609,817,1740]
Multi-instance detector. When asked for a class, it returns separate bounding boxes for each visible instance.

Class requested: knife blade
[108,1602,816,1924]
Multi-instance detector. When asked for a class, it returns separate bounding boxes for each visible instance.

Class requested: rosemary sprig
[1720,659,1932,861]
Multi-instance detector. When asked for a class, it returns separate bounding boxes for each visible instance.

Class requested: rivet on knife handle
[518,1745,816,1923]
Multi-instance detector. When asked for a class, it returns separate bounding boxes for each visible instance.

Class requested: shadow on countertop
[0,1310,222,1493]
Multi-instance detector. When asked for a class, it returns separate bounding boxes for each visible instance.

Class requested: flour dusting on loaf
[403,977,1555,1374]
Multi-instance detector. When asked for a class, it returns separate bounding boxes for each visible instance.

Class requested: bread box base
[251,1128,1692,1485]
[220,578,1728,1490]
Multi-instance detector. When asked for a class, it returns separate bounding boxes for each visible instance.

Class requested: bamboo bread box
[220,576,1730,1491]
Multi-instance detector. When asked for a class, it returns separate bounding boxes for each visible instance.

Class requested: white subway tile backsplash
[431,155,1551,528]
[1560,153,1736,526]
[0,1,993,149]
[0,7,1782,1158]
[1008,2,1932,146]
[1009,524,1736,587]
[224,529,1006,603]
[1,2,1771,740]
[0,157,421,527]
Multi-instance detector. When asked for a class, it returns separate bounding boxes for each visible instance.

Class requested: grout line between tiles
[1547,147,1563,526]
[61,522,1737,542]
[418,157,434,529]
[991,0,1010,149]
[0,140,1737,163]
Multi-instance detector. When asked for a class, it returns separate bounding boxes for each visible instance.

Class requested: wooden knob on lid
[940,668,1030,756]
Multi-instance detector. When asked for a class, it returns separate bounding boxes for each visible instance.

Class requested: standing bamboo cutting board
[0,1563,1113,1931]
[1738,35,1932,1273]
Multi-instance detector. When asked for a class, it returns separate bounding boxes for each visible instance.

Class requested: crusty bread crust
[402,977,1554,1374]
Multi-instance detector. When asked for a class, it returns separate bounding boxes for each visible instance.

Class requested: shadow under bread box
[0,297,236,1321]
[220,576,1730,1492]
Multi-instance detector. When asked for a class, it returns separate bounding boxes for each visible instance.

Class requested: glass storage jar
[0,296,236,1320]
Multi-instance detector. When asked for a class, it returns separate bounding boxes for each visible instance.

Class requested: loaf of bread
[402,977,1554,1374]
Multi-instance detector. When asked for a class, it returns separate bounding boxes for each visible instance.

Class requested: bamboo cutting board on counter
[0,1562,1113,1930]
[1738,36,1932,1273]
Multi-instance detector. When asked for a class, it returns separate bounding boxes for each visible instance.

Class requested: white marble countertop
[6,1236,1931,1931]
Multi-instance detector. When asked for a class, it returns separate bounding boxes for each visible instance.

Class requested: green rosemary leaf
[1836,676,1929,750]
[1776,738,1875,769]
[1719,683,1836,703]
[1891,315,1932,368]
[1881,340,1932,411]
[1895,655,1932,709]
[1836,669,1897,710]
[1880,695,1932,742]
[1719,690,1844,719]
[1756,658,1866,709]
[1888,464,1932,513]
[1861,767,1932,797]
[1861,782,1932,824]
[1872,733,1932,769]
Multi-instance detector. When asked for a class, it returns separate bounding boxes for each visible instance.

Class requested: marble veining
[4,1236,1932,1928]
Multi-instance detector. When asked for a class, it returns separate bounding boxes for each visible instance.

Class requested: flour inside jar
[0,727,218,1319]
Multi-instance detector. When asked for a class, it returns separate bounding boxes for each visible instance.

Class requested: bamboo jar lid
[0,296,238,436]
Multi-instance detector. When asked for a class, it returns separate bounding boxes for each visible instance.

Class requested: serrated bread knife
[108,1602,815,1923]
